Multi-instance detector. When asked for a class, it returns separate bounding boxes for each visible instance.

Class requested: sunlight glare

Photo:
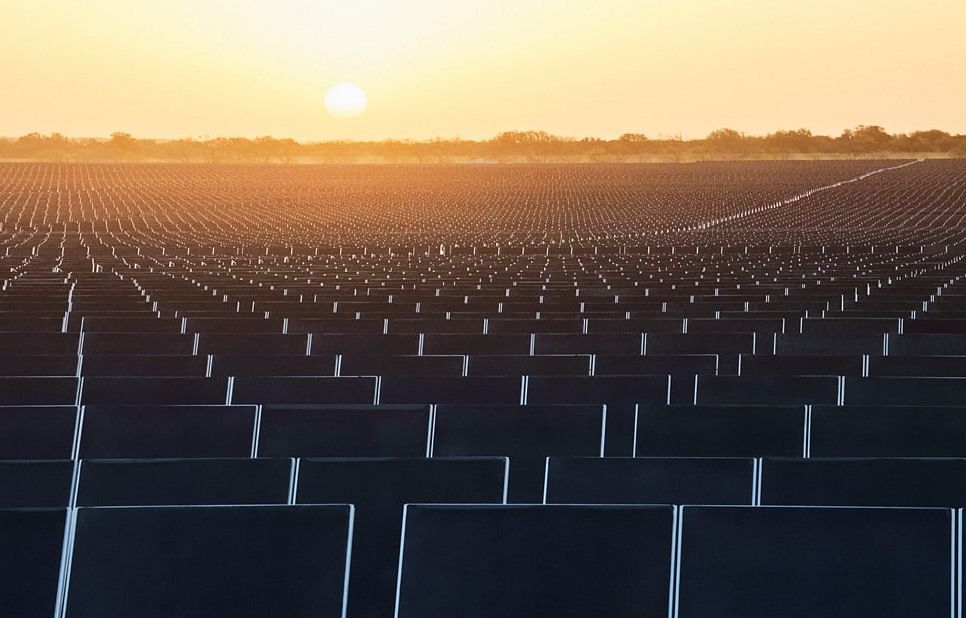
[325,83,367,119]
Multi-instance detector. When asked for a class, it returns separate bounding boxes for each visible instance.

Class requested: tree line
[2,126,964,163]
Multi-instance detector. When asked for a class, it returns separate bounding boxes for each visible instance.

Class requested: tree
[17,132,45,145]
[489,131,563,158]
[706,128,747,157]
[839,125,893,153]
[14,133,70,158]
[707,128,744,143]
[108,132,139,159]
[765,129,814,152]
[618,133,648,143]
[907,130,953,152]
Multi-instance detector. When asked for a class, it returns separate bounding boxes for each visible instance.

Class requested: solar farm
[3,158,966,617]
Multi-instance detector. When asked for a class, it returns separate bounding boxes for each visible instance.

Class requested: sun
[325,82,367,119]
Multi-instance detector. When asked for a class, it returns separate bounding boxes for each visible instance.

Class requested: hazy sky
[2,0,964,140]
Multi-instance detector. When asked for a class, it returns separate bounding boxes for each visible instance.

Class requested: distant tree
[490,131,563,157]
[492,131,559,144]
[108,132,140,159]
[16,133,47,155]
[707,128,744,143]
[907,130,953,152]
[614,133,648,158]
[14,132,70,158]
[275,138,298,163]
[618,133,648,143]
[839,125,893,153]
[254,136,278,163]
[706,128,747,157]
[765,129,814,152]
[16,132,45,144]
[110,132,136,147]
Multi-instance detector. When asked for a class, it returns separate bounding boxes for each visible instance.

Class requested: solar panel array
[2,159,966,617]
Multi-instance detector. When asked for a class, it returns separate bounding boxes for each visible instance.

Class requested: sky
[1,0,964,141]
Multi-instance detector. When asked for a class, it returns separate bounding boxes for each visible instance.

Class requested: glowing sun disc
[325,82,367,118]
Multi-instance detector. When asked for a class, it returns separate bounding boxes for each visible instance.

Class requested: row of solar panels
[4,501,959,618]
[9,455,966,508]
[8,330,966,357]
[12,303,964,320]
[4,374,966,407]
[6,352,966,378]
[8,404,966,500]
[9,328,966,346]
[13,314,966,334]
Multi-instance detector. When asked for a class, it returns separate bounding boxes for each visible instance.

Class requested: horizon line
[4,125,965,144]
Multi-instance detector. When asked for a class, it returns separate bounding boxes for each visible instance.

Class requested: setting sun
[325,83,367,119]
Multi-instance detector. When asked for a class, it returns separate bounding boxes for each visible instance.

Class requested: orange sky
[1,0,964,140]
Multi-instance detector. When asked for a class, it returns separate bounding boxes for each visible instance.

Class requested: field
[4,159,966,617]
